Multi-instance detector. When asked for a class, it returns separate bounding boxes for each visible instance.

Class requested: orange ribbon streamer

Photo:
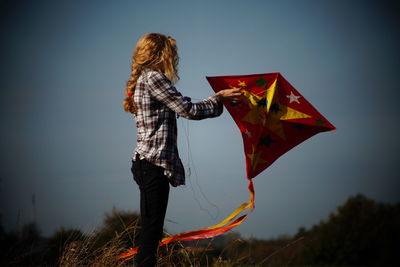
[118,177,255,261]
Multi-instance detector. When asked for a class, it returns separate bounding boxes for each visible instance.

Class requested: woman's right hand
[216,88,243,102]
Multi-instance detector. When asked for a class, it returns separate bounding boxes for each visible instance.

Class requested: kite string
[180,119,220,220]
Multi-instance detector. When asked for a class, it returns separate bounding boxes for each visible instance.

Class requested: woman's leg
[132,158,170,267]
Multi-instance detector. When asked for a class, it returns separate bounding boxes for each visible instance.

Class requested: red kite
[207,72,336,179]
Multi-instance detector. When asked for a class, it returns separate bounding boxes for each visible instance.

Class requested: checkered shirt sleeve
[145,71,223,120]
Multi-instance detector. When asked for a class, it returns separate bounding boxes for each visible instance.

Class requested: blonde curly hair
[123,33,180,114]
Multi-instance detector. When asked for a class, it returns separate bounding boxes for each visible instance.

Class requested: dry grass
[58,210,305,266]
[59,224,203,266]
[59,228,303,267]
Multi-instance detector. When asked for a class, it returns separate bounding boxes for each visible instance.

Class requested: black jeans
[132,155,170,267]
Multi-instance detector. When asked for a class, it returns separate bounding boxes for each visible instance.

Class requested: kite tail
[118,178,255,262]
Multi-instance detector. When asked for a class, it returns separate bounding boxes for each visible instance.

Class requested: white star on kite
[286,91,301,104]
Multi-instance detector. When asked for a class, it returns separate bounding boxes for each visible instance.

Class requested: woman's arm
[145,71,241,120]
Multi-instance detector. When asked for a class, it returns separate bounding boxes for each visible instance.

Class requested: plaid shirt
[133,70,223,187]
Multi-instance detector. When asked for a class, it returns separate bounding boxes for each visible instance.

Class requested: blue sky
[1,0,399,239]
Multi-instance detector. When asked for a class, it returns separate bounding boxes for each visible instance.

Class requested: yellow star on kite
[241,78,311,140]
[238,80,247,87]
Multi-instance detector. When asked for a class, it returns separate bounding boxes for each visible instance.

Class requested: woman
[123,33,241,267]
